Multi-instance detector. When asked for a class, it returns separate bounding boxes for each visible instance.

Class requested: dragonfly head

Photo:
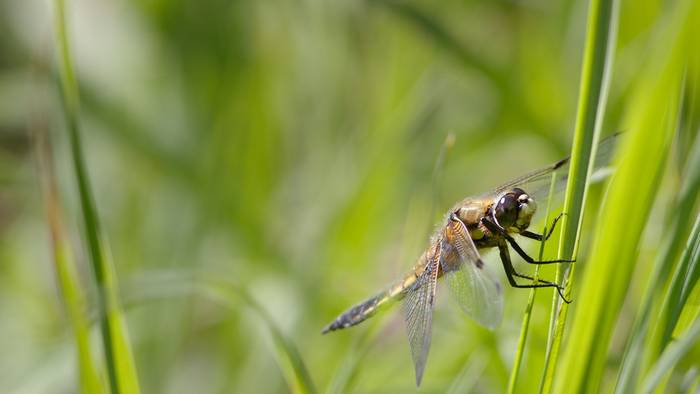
[494,188,537,233]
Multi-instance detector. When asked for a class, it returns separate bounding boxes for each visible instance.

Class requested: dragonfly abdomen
[322,269,422,334]
[322,242,439,334]
[322,292,384,333]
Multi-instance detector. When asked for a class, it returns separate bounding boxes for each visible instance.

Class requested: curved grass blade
[446,351,488,394]
[52,1,140,392]
[121,271,317,394]
[326,304,386,394]
[370,0,499,81]
[325,322,377,394]
[552,0,699,391]
[198,277,318,394]
[540,0,620,390]
[368,0,532,125]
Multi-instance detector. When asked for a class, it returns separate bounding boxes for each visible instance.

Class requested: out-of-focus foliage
[0,0,698,393]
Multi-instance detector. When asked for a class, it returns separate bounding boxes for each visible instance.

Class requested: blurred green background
[0,0,696,393]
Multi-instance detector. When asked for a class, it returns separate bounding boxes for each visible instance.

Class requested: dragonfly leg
[482,218,574,265]
[520,212,565,241]
[497,243,572,304]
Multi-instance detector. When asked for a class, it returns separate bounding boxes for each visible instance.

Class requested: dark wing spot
[553,157,570,171]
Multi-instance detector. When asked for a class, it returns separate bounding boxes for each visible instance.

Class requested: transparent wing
[402,244,440,387]
[492,132,620,203]
[442,217,503,329]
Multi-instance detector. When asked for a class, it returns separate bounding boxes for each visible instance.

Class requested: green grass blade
[195,276,317,394]
[34,129,104,393]
[100,249,141,394]
[660,58,700,347]
[637,46,700,391]
[370,0,499,81]
[52,1,141,392]
[615,120,700,393]
[539,0,620,390]
[645,213,700,393]
[659,213,700,352]
[446,351,488,394]
[679,233,700,318]
[507,172,557,394]
[552,0,698,391]
[642,316,700,393]
[677,215,700,335]
[122,271,317,394]
[325,326,375,394]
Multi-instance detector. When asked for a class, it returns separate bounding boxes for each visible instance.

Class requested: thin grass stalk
[539,0,619,391]
[552,0,698,390]
[507,172,557,394]
[34,128,104,393]
[52,1,140,392]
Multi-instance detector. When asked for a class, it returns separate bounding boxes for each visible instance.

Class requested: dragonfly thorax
[493,188,537,233]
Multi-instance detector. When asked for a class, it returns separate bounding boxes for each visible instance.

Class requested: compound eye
[499,194,518,211]
[495,194,518,226]
[513,188,529,202]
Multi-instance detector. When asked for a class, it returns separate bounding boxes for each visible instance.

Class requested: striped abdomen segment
[322,248,434,334]
[321,290,393,333]
[321,271,423,333]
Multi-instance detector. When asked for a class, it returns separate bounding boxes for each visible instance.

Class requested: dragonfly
[322,133,618,386]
